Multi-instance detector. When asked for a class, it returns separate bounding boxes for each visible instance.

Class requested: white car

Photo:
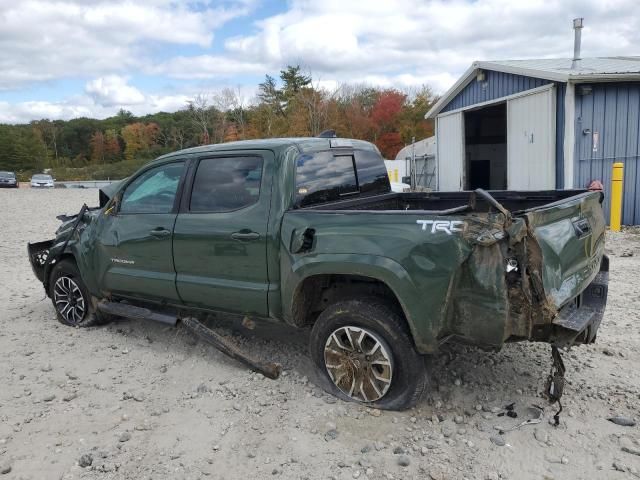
[390,181,411,193]
[30,174,55,188]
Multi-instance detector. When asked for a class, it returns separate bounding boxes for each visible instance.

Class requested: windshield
[0,172,15,178]
[32,174,52,180]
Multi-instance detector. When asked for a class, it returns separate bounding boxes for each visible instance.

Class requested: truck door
[95,160,186,302]
[173,152,272,316]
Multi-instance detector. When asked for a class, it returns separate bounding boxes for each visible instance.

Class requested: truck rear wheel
[310,299,427,410]
[49,259,107,327]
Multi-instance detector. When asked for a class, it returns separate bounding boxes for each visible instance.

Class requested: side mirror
[104,194,122,216]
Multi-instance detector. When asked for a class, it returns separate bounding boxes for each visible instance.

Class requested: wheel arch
[283,254,430,351]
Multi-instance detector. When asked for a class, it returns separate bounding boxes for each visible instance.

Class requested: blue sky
[0,0,638,123]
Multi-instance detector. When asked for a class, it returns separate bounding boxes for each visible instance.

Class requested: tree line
[0,66,437,180]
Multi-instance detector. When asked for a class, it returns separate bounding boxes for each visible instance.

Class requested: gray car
[0,171,18,188]
[30,174,55,188]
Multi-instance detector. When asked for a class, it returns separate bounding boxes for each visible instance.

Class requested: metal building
[393,137,436,190]
[426,22,640,224]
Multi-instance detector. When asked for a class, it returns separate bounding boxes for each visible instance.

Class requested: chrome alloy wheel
[53,276,86,325]
[324,326,393,402]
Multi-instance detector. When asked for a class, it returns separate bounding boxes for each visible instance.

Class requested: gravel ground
[0,188,639,480]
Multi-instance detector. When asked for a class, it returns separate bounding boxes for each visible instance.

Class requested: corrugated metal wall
[575,82,640,224]
[442,70,550,112]
[441,70,566,188]
[436,112,465,190]
[507,87,556,189]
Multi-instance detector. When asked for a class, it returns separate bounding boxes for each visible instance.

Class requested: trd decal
[416,220,464,235]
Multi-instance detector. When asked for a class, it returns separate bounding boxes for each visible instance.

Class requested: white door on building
[436,112,464,191]
[507,86,556,190]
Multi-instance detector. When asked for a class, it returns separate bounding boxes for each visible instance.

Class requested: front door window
[120,162,184,214]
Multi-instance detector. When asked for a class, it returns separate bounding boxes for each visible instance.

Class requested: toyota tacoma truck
[28,137,608,410]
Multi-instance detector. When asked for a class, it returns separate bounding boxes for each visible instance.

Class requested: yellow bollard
[610,162,624,231]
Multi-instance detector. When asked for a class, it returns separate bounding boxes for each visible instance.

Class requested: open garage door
[507,86,556,190]
[436,112,464,191]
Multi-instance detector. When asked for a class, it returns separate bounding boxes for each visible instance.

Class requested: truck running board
[97,301,178,326]
[181,316,281,379]
[96,302,281,379]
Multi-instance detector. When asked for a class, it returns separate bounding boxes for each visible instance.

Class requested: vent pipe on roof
[572,17,584,68]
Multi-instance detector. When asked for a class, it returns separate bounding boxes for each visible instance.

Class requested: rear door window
[295,152,358,206]
[189,156,263,212]
[295,149,390,207]
[354,150,392,194]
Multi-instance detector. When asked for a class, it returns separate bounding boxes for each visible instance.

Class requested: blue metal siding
[441,70,550,112]
[575,82,640,224]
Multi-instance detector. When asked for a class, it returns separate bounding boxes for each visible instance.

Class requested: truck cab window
[120,162,184,214]
[190,156,263,212]
[296,152,358,206]
[295,150,390,207]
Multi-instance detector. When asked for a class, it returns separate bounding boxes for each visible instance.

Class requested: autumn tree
[89,131,105,163]
[371,89,407,158]
[121,122,159,161]
[103,129,121,162]
[0,69,441,180]
[399,86,438,144]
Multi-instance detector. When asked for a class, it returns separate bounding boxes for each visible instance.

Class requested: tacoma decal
[111,258,135,265]
[416,220,464,235]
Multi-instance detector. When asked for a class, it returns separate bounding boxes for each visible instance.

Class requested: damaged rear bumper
[549,255,609,346]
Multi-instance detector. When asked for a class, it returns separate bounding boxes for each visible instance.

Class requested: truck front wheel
[49,259,107,328]
[310,299,427,410]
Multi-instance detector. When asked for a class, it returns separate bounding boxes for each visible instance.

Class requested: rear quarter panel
[280,210,510,353]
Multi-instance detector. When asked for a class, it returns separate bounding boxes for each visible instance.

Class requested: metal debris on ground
[545,345,566,426]
[494,405,544,434]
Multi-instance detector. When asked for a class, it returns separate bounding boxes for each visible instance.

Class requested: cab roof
[154,137,379,163]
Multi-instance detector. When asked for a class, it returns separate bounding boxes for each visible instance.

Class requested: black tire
[310,298,427,411]
[48,259,107,327]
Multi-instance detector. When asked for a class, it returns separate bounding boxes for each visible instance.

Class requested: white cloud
[0,0,256,90]
[150,55,268,79]
[219,0,640,92]
[1,0,640,122]
[85,76,145,107]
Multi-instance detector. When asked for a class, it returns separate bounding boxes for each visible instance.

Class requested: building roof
[394,136,435,161]
[426,56,640,118]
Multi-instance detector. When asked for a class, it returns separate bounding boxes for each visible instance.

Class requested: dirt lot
[0,188,639,480]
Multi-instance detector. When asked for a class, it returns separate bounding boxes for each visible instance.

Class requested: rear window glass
[295,149,390,207]
[190,156,263,212]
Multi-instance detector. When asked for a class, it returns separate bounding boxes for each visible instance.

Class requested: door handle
[149,228,171,237]
[231,231,260,241]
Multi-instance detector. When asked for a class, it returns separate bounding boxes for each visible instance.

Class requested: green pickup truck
[28,137,608,410]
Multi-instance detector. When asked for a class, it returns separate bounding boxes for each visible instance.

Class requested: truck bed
[283,189,607,353]
[299,189,591,215]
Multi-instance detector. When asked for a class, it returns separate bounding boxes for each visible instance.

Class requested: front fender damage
[27,203,91,295]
